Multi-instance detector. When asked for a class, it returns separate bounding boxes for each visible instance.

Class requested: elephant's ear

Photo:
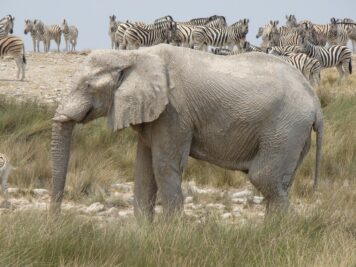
[108,53,169,131]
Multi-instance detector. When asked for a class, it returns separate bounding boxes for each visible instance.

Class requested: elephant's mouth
[53,107,93,124]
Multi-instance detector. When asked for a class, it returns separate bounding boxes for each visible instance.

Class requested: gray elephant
[51,44,323,220]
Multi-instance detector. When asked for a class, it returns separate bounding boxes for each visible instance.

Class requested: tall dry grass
[0,190,355,266]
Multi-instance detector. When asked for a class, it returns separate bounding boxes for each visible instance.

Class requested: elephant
[51,44,323,220]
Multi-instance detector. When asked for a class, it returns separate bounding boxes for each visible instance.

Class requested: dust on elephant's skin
[50,44,323,220]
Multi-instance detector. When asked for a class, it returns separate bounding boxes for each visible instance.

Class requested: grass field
[0,65,355,266]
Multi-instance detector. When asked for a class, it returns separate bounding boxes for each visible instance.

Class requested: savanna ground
[0,52,355,266]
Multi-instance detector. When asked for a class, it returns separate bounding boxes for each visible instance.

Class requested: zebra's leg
[57,38,61,52]
[14,57,22,80]
[352,39,356,53]
[336,64,345,84]
[32,38,36,52]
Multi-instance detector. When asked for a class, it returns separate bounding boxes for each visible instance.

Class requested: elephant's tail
[313,109,323,191]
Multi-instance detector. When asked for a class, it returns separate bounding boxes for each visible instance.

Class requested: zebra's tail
[22,45,27,64]
[349,59,352,74]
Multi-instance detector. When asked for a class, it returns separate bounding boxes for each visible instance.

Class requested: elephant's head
[50,49,170,212]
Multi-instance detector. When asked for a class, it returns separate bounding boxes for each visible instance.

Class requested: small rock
[187,181,209,194]
[33,189,49,196]
[7,188,19,194]
[231,190,253,199]
[221,212,232,219]
[253,196,264,204]
[154,206,163,213]
[184,196,193,204]
[86,202,105,213]
[111,183,131,193]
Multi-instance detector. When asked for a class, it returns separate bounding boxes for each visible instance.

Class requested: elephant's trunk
[50,120,75,214]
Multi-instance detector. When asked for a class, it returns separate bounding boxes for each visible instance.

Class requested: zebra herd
[109,14,355,85]
[0,14,79,80]
[24,19,78,52]
[0,13,354,84]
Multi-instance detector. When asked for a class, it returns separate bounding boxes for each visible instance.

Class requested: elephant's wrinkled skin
[51,44,323,220]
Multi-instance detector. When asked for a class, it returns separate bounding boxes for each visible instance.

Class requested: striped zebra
[33,20,62,52]
[285,14,298,28]
[205,16,226,28]
[268,48,321,86]
[173,16,226,47]
[343,19,356,52]
[0,15,26,80]
[24,19,44,52]
[327,17,349,46]
[300,39,352,83]
[190,19,249,51]
[180,16,215,26]
[114,20,165,49]
[61,19,78,51]
[154,15,173,24]
[122,20,177,49]
[108,15,119,49]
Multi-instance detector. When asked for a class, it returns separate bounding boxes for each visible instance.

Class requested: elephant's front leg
[150,113,192,216]
[133,138,157,222]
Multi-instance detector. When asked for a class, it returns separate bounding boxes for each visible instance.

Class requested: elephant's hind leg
[248,125,311,216]
[133,138,158,222]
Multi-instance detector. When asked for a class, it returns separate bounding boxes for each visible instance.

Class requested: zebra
[154,15,173,24]
[122,20,177,49]
[173,16,226,47]
[205,16,227,28]
[173,23,195,47]
[267,48,321,86]
[61,19,78,52]
[33,20,62,52]
[343,19,356,52]
[0,15,26,80]
[285,14,298,28]
[108,15,119,49]
[299,39,352,83]
[327,17,349,46]
[190,19,249,51]
[24,19,44,52]
[114,20,166,49]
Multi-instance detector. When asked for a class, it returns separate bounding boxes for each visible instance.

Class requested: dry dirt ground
[0,51,345,223]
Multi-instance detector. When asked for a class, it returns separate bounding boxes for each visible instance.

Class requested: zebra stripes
[0,15,26,80]
[122,20,177,49]
[34,20,62,52]
[300,40,352,83]
[24,19,45,52]
[268,48,321,86]
[327,18,349,46]
[0,15,14,37]
[61,19,78,51]
[191,19,249,51]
